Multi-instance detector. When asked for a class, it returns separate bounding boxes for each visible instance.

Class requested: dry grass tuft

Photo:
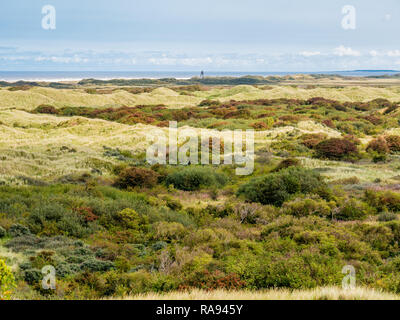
[120,287,400,300]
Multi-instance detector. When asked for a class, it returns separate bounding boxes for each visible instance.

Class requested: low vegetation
[2,78,400,300]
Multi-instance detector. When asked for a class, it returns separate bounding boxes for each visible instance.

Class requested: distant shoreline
[0,70,399,82]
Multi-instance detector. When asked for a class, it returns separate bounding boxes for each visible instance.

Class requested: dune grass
[2,85,400,110]
[122,287,400,300]
[1,109,400,184]
[0,109,347,184]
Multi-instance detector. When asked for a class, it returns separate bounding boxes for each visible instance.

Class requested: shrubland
[1,81,400,299]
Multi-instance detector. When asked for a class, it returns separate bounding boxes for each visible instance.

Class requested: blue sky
[0,0,399,71]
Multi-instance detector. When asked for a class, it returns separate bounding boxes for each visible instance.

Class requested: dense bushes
[281,197,332,218]
[0,226,5,238]
[1,181,400,298]
[165,167,228,191]
[115,208,148,230]
[30,96,398,135]
[273,158,300,172]
[115,167,159,189]
[9,224,31,237]
[300,133,327,149]
[237,167,328,206]
[385,135,400,152]
[366,135,400,154]
[0,259,15,300]
[6,234,115,281]
[315,138,358,160]
[335,198,375,221]
[365,189,400,212]
[34,104,59,115]
[367,137,389,154]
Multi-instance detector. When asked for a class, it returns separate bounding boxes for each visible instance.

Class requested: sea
[0,70,398,82]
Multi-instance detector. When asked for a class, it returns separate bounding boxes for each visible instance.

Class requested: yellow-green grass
[119,287,400,300]
[2,85,400,110]
[0,241,26,272]
[300,157,400,184]
[0,110,346,183]
[1,109,400,185]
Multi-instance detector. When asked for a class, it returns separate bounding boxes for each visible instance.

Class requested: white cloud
[148,57,177,65]
[369,50,379,57]
[388,50,400,57]
[181,57,213,66]
[35,55,89,63]
[299,51,321,57]
[333,45,360,57]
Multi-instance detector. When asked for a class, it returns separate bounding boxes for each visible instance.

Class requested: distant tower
[200,70,204,79]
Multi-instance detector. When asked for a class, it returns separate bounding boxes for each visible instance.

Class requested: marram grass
[120,287,400,300]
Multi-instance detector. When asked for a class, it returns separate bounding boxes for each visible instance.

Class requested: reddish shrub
[115,167,159,189]
[322,119,335,128]
[251,122,269,129]
[75,207,99,222]
[315,138,358,160]
[34,104,59,115]
[257,112,275,118]
[199,100,221,107]
[8,85,31,91]
[156,121,170,127]
[279,115,301,122]
[343,134,361,146]
[273,158,301,172]
[366,137,389,154]
[364,115,382,125]
[207,121,229,129]
[385,135,400,152]
[300,133,327,149]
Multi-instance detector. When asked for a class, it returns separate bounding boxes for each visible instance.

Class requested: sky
[0,0,399,71]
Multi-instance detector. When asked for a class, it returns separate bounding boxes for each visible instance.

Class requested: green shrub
[9,224,31,237]
[365,189,400,212]
[372,153,387,163]
[162,196,183,211]
[237,167,328,206]
[0,226,6,238]
[115,167,159,189]
[180,270,246,290]
[153,222,187,241]
[273,158,301,172]
[335,198,374,221]
[315,138,358,160]
[165,167,228,191]
[281,197,332,218]
[378,212,398,222]
[56,215,95,238]
[115,208,149,230]
[235,203,267,224]
[23,269,42,285]
[0,259,15,299]
[80,259,115,272]
[28,203,66,229]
